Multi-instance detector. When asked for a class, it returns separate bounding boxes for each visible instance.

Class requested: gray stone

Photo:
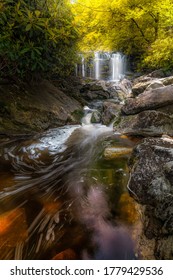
[122,85,173,115]
[102,102,122,125]
[128,136,173,259]
[161,76,173,86]
[115,110,173,137]
[146,80,164,90]
[128,136,173,205]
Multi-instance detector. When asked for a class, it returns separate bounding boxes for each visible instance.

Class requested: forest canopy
[73,0,173,71]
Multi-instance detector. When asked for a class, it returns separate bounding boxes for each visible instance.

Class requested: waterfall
[94,52,100,80]
[111,53,125,81]
[82,57,85,78]
[76,51,127,81]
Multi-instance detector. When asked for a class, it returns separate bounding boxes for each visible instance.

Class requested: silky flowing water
[0,119,141,260]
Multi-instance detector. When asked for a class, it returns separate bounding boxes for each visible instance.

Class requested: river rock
[80,89,110,100]
[115,110,173,137]
[104,147,132,159]
[161,75,173,86]
[91,110,102,123]
[122,85,173,115]
[132,79,164,97]
[80,82,110,100]
[132,80,153,96]
[132,71,166,96]
[102,102,122,125]
[146,80,164,90]
[128,136,173,259]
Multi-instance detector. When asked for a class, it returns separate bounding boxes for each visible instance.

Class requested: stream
[0,109,141,260]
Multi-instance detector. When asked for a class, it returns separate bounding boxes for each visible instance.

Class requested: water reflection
[0,123,140,259]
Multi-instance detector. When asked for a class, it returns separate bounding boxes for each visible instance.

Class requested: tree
[73,0,173,71]
[0,0,78,80]
[142,0,173,70]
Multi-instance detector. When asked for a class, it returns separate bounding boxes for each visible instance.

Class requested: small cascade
[81,106,94,125]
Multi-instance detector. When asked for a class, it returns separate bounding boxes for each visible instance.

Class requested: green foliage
[0,0,78,79]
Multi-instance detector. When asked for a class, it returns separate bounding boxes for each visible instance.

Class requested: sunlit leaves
[74,0,173,70]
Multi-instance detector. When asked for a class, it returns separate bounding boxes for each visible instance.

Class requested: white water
[0,105,138,260]
[94,52,100,80]
[76,52,126,81]
[111,53,125,81]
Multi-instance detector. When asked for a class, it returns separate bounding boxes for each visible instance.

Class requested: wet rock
[128,136,173,259]
[80,82,110,101]
[91,110,102,123]
[80,83,104,92]
[115,110,173,137]
[80,90,110,101]
[104,147,132,159]
[102,102,122,125]
[122,85,173,115]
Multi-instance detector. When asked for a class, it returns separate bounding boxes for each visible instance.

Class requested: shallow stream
[0,117,141,260]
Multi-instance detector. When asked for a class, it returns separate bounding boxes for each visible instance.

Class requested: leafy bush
[0,0,78,80]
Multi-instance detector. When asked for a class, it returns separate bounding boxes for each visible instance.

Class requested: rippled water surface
[0,123,141,260]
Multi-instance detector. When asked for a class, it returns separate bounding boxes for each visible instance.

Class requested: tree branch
[131,18,150,43]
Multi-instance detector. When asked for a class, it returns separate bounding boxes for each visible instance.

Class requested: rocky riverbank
[80,71,173,259]
[115,71,173,259]
[0,77,85,137]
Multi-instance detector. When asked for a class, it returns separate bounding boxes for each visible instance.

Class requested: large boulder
[128,136,173,259]
[115,110,173,137]
[80,82,110,100]
[122,85,173,115]
[0,80,83,135]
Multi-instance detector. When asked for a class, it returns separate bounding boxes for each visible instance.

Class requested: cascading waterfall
[94,52,100,80]
[111,53,125,81]
[76,52,126,81]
